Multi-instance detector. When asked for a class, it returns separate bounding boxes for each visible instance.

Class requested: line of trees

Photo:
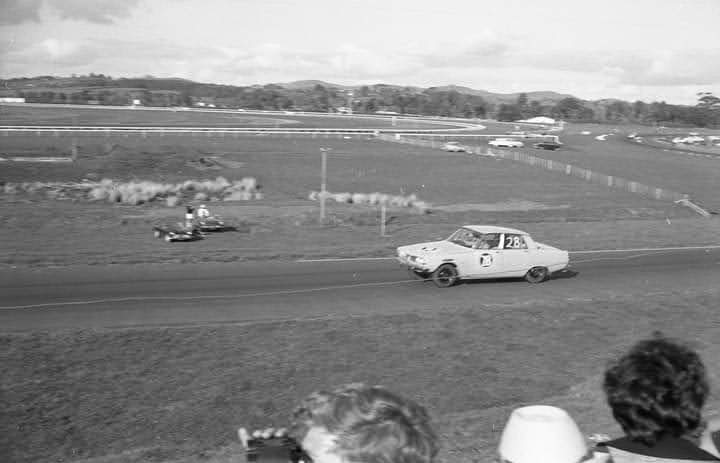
[3,75,718,127]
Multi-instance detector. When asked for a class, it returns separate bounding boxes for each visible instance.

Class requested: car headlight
[415,256,427,266]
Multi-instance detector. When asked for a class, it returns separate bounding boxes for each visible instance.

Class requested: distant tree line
[2,75,718,127]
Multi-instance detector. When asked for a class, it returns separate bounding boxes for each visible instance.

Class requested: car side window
[476,233,500,249]
[503,234,527,250]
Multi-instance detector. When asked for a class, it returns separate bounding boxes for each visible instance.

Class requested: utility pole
[380,204,387,236]
[320,147,330,221]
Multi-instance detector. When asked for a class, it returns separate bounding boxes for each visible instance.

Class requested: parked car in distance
[533,141,562,150]
[441,141,469,152]
[488,138,524,148]
[397,225,569,287]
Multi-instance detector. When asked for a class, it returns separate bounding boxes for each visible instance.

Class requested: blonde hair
[291,383,438,463]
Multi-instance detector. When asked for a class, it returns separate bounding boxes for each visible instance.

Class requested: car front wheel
[432,264,459,288]
[525,266,549,283]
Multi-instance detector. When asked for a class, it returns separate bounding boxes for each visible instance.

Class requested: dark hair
[603,332,709,446]
[291,383,438,463]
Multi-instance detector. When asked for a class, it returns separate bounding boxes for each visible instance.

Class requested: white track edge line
[296,245,720,262]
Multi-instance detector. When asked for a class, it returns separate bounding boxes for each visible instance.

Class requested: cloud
[46,0,141,24]
[0,0,43,25]
[0,0,141,25]
[519,49,720,87]
[413,34,512,68]
[1,37,224,77]
[215,33,514,83]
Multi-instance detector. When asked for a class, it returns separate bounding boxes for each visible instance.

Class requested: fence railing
[379,134,692,204]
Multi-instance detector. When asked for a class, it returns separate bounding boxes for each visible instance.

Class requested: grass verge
[2,290,719,463]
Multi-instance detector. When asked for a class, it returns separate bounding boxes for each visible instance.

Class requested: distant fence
[380,134,695,205]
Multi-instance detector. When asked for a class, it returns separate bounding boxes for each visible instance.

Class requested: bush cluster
[308,190,431,213]
[1,176,262,205]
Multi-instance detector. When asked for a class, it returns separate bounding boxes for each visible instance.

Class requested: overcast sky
[1,0,719,104]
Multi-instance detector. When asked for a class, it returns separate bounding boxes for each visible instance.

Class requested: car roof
[462,225,528,235]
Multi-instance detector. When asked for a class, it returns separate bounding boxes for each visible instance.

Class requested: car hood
[398,240,470,258]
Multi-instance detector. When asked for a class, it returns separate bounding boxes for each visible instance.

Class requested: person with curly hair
[597,332,720,462]
[239,383,438,463]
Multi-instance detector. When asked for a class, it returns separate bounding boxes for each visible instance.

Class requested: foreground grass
[2,290,719,463]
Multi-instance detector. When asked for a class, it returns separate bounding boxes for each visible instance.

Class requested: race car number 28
[479,253,493,267]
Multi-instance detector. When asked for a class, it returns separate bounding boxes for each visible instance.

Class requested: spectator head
[498,405,590,463]
[290,383,438,463]
[603,332,709,446]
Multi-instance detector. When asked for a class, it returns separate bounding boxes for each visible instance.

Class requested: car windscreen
[447,229,501,249]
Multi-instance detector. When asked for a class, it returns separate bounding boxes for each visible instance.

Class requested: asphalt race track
[1,247,718,331]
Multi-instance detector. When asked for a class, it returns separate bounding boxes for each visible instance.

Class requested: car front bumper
[397,254,432,272]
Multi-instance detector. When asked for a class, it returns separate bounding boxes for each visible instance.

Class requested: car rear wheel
[432,264,458,288]
[525,266,549,283]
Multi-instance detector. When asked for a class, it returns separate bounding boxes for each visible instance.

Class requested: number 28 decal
[504,235,523,249]
[479,253,493,267]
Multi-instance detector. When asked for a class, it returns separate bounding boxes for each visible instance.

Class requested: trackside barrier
[380,134,711,216]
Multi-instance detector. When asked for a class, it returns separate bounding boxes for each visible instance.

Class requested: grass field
[0,104,453,129]
[2,290,719,463]
[530,130,720,212]
[0,131,708,267]
[1,106,720,463]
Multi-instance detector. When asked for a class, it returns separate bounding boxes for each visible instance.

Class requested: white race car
[488,138,524,148]
[397,225,569,287]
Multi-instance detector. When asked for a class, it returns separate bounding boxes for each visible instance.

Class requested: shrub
[307,190,431,212]
[2,176,263,205]
[224,191,253,201]
[333,192,352,204]
[352,193,369,205]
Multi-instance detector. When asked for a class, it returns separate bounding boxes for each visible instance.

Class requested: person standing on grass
[596,332,720,462]
[184,205,195,228]
[239,383,439,463]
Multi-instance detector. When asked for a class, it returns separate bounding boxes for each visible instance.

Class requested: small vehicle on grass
[533,141,563,150]
[153,224,203,242]
[488,138,524,148]
[196,216,236,232]
[441,141,470,152]
[397,225,569,287]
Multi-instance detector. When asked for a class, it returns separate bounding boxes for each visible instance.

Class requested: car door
[463,233,504,278]
[499,233,533,276]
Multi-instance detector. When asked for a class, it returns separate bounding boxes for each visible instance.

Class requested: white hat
[498,405,588,463]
